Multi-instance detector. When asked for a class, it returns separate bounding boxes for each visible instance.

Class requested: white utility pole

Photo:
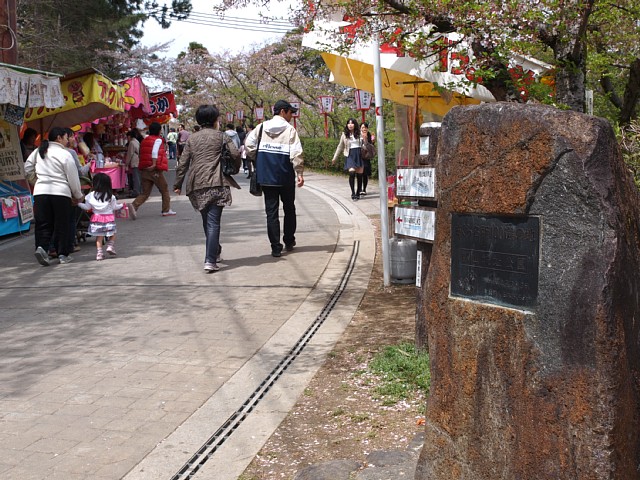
[372,36,391,286]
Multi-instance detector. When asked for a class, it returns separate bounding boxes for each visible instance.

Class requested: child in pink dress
[77,173,136,260]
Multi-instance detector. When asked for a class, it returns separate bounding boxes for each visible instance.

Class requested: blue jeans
[263,184,296,252]
[168,142,177,160]
[201,203,223,264]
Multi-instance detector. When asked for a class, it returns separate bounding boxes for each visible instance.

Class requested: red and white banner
[355,89,372,111]
[236,110,244,121]
[255,107,264,121]
[318,95,334,114]
[226,112,234,123]
[290,101,300,118]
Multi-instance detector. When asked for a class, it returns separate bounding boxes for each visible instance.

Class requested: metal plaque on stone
[450,214,540,309]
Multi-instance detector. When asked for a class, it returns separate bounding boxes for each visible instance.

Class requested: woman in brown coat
[173,105,241,273]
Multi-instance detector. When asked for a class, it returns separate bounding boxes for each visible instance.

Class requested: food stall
[24,68,130,193]
[0,63,64,236]
[75,75,153,193]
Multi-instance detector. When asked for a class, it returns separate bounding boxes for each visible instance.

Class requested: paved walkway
[0,170,383,479]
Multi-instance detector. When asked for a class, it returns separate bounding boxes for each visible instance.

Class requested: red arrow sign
[375,106,382,116]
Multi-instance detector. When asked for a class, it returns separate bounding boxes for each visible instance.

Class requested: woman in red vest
[131,122,176,217]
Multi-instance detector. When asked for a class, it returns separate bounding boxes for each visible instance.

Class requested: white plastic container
[390,237,418,284]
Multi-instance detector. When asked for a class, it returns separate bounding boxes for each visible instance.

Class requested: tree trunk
[620,58,640,125]
[554,39,587,113]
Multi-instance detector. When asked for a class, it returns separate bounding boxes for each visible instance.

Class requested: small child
[77,173,136,261]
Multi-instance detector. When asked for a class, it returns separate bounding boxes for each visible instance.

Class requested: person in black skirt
[331,118,364,200]
[360,122,376,196]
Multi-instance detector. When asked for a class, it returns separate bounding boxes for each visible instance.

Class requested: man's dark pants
[262,183,296,253]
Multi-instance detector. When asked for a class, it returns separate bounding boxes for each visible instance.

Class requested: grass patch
[368,342,430,404]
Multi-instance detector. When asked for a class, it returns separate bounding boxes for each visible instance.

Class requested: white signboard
[0,121,24,181]
[355,89,372,110]
[416,249,422,288]
[290,101,301,118]
[318,95,334,113]
[395,207,436,242]
[396,167,436,198]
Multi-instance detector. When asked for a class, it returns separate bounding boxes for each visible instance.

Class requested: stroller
[75,175,92,243]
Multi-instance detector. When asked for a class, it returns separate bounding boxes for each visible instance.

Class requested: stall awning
[303,21,551,116]
[23,68,126,132]
[302,22,488,116]
[133,91,178,124]
[120,76,151,116]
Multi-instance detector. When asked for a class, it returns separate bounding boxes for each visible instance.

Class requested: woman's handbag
[361,141,375,160]
[25,169,37,186]
[249,171,262,196]
[249,125,264,196]
[25,150,38,185]
[221,139,239,176]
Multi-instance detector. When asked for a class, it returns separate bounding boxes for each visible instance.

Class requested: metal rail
[170,240,360,480]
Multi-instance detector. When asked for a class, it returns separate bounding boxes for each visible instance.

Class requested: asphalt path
[0,169,379,479]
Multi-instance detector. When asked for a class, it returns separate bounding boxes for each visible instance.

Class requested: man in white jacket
[244,100,304,257]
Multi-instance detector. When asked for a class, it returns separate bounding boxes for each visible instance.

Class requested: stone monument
[415,103,640,479]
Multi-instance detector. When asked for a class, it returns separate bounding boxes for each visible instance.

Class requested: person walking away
[224,123,241,149]
[166,128,178,160]
[177,123,190,159]
[173,105,241,273]
[236,126,246,146]
[77,173,134,261]
[24,127,84,266]
[63,128,89,254]
[131,122,176,217]
[360,122,376,196]
[332,118,364,200]
[125,128,142,197]
[21,127,38,161]
[245,100,304,257]
[243,125,254,177]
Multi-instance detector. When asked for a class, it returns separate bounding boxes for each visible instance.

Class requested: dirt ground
[241,219,426,479]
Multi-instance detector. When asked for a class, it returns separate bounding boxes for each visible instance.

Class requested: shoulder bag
[221,136,239,176]
[25,150,38,185]
[249,125,264,196]
[361,140,375,160]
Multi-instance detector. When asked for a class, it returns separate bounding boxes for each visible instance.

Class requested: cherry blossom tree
[214,0,639,122]
[169,33,354,135]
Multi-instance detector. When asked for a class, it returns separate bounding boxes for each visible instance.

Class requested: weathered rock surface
[293,459,362,480]
[415,103,640,479]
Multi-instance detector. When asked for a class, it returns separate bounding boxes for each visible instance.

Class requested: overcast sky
[141,0,295,58]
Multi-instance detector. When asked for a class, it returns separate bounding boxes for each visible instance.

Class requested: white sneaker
[34,246,50,266]
[203,262,220,273]
[58,255,73,264]
[161,210,177,216]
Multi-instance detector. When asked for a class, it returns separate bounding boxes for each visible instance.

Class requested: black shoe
[285,241,296,252]
[272,249,282,258]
